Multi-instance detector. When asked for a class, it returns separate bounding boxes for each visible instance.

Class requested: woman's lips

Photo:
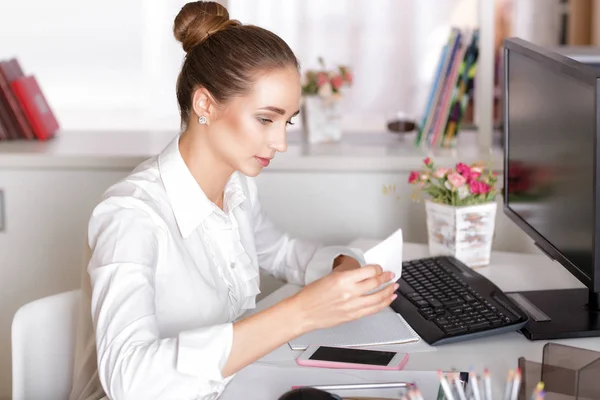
[254,156,271,167]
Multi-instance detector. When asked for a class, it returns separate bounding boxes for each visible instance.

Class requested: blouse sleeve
[87,195,232,400]
[245,177,365,286]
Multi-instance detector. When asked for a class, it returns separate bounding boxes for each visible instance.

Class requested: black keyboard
[390,256,529,345]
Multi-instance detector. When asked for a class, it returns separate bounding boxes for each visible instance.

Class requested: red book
[10,75,59,140]
[0,61,34,139]
[1,58,24,80]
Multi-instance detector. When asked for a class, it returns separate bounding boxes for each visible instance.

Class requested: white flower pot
[301,95,342,144]
[425,200,497,267]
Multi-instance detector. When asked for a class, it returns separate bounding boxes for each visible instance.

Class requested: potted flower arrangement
[408,157,499,267]
[301,57,352,144]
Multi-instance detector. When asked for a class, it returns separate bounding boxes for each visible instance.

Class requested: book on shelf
[416,27,480,149]
[0,57,58,141]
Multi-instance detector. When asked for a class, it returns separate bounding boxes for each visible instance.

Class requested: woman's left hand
[332,255,361,272]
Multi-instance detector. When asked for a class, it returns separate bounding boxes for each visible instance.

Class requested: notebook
[288,307,421,350]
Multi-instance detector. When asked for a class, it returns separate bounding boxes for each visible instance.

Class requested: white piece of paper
[363,228,404,291]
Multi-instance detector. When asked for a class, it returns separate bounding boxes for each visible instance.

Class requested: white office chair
[11,289,81,400]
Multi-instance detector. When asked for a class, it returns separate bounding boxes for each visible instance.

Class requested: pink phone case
[295,352,409,370]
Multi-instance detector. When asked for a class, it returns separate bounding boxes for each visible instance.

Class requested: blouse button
[230,262,236,269]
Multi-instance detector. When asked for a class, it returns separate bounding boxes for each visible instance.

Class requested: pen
[438,370,456,400]
[407,386,417,400]
[503,369,515,400]
[414,387,425,400]
[291,382,410,391]
[529,382,544,400]
[452,373,468,400]
[484,369,493,400]
[509,368,521,400]
[535,390,546,400]
[470,372,482,400]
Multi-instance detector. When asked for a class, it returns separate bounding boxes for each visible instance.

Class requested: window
[0,0,477,131]
[228,0,478,127]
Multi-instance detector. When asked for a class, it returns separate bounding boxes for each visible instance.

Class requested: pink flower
[433,167,450,178]
[456,162,481,182]
[331,75,344,90]
[456,162,471,176]
[317,72,329,87]
[469,180,491,194]
[423,157,432,166]
[408,171,420,184]
[345,71,353,84]
[447,172,467,188]
[469,171,481,181]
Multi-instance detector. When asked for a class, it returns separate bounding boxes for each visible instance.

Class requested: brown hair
[173,1,299,127]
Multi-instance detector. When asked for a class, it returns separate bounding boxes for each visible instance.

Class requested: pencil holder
[518,343,600,400]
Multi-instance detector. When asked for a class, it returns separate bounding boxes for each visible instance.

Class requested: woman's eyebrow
[258,106,286,115]
[259,106,300,117]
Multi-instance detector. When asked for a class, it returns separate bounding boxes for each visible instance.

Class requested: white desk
[222,240,600,399]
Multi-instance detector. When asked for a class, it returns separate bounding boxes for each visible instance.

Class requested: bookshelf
[414,0,498,152]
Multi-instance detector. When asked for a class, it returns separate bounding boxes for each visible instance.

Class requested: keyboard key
[469,320,491,330]
[414,300,430,308]
[442,298,464,307]
[427,299,444,309]
[463,294,476,302]
[444,325,468,335]
[419,309,436,320]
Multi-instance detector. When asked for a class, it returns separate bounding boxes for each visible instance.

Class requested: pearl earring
[198,116,207,125]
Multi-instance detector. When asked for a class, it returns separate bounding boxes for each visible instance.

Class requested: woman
[69,2,398,399]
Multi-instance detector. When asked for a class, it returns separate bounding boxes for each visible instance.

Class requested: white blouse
[69,135,364,400]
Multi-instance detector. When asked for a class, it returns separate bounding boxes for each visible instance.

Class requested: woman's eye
[257,117,273,125]
[286,120,295,126]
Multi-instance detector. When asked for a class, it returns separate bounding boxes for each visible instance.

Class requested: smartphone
[295,345,409,370]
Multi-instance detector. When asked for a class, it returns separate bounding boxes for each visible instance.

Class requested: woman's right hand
[290,265,399,333]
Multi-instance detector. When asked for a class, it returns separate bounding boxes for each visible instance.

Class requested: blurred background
[1,0,596,133]
[1,0,600,398]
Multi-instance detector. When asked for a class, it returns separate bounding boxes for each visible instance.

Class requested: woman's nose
[268,128,288,153]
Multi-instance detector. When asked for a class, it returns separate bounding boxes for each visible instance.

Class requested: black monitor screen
[506,50,595,281]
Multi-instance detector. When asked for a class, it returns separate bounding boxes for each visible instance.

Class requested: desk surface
[222,240,600,399]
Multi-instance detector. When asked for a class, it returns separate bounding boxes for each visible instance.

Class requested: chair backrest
[11,289,81,400]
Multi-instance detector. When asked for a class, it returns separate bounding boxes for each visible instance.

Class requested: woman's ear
[191,87,217,125]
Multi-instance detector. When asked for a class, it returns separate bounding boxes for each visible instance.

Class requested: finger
[341,282,397,312]
[358,282,399,308]
[355,271,396,294]
[352,292,398,320]
[341,264,383,282]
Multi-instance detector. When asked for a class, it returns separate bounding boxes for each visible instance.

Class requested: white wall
[0,0,187,131]
[0,0,479,132]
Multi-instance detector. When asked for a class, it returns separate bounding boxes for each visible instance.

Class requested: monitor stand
[506,288,600,340]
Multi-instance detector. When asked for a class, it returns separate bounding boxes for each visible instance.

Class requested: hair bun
[173,1,241,53]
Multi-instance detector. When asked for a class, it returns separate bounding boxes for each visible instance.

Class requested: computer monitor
[554,45,600,69]
[503,37,600,340]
